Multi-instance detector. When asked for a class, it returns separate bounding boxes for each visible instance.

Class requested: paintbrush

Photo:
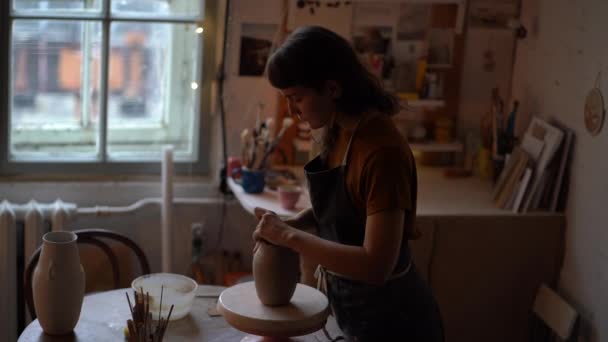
[124,285,174,342]
[252,139,267,170]
[254,104,261,137]
[258,117,294,168]
[254,102,265,137]
[276,117,294,141]
[264,118,274,160]
[249,138,257,169]
[240,129,250,167]
[265,118,274,138]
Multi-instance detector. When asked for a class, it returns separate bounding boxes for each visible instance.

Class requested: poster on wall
[352,26,394,80]
[287,1,353,40]
[390,3,432,65]
[396,4,431,41]
[352,3,398,28]
[427,28,454,67]
[239,23,277,77]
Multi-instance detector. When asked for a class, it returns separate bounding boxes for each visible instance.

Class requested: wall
[458,27,516,138]
[0,180,258,276]
[511,1,608,341]
[3,1,600,339]
[0,0,282,277]
[67,199,257,277]
[222,0,282,158]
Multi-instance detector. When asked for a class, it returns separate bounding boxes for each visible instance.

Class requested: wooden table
[19,286,343,342]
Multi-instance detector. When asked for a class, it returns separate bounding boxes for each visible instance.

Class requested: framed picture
[239,23,277,77]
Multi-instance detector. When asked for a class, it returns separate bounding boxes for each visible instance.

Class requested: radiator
[0,200,76,340]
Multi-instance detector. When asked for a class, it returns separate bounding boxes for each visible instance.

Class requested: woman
[252,26,444,341]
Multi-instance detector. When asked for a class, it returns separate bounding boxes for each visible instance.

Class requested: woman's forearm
[284,228,387,285]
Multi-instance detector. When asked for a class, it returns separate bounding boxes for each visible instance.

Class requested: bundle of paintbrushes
[125,286,174,342]
[241,103,294,170]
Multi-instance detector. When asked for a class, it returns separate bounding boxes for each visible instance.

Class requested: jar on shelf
[434,116,454,143]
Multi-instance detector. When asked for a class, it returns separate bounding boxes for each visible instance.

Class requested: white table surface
[228,177,311,218]
[229,167,510,217]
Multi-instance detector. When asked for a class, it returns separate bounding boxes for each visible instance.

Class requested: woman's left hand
[252,207,296,247]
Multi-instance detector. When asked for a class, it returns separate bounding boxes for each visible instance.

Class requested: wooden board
[533,284,578,340]
[217,282,329,338]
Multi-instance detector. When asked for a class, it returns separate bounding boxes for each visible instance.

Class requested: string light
[195,26,204,34]
[191,82,199,90]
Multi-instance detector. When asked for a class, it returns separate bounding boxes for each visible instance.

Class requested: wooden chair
[24,229,150,320]
[530,284,579,342]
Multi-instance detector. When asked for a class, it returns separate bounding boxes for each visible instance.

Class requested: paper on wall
[287,1,353,39]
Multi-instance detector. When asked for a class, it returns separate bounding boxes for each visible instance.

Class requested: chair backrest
[24,228,150,320]
[531,284,578,342]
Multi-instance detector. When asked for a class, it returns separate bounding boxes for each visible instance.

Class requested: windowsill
[0,173,214,182]
[0,175,222,207]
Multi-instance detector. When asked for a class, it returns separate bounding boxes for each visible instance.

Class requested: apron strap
[315,265,345,341]
[315,265,328,295]
[340,117,364,167]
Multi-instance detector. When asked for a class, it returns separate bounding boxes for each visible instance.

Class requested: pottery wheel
[217,281,330,338]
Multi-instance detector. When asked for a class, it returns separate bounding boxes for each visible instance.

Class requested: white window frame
[0,0,217,176]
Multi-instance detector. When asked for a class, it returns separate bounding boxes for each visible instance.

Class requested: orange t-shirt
[326,114,418,238]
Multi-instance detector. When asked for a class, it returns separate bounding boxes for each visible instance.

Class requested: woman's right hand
[252,207,281,253]
[252,207,297,247]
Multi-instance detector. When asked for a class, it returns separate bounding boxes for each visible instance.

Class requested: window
[0,0,215,175]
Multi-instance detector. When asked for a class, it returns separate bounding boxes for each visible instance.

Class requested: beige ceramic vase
[253,241,299,306]
[33,231,85,335]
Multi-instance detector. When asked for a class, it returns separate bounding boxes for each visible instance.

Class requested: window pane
[10,20,102,158]
[13,0,102,12]
[111,0,202,18]
[107,22,202,160]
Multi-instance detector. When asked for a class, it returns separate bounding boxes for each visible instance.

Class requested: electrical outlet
[191,221,207,258]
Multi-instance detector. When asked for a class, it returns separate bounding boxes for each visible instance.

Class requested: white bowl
[131,273,198,321]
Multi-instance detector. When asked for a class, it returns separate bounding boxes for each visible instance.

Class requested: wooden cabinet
[411,214,564,342]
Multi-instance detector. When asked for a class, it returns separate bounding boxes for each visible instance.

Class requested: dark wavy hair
[267,26,400,156]
[267,26,399,116]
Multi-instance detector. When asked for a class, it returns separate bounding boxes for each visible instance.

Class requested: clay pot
[252,241,299,306]
[33,231,85,335]
[278,185,302,210]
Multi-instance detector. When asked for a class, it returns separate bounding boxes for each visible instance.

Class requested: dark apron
[304,122,444,342]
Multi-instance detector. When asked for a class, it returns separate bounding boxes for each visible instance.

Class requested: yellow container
[478,147,493,180]
[416,59,428,93]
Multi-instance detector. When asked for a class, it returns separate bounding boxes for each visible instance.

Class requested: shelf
[410,141,463,153]
[426,64,452,70]
[403,99,446,108]
[468,25,516,33]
